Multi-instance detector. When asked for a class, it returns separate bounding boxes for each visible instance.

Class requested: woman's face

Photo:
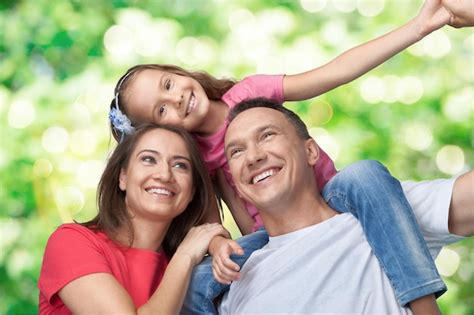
[119,128,195,222]
[124,69,211,133]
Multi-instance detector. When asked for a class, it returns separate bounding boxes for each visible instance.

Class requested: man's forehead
[227,108,286,134]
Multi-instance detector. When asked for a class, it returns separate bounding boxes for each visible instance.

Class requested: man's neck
[260,192,339,237]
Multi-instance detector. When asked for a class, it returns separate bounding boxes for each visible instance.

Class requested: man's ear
[305,138,319,166]
[119,168,127,191]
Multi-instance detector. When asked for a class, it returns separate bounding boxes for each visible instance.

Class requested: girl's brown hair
[83,123,216,257]
[110,64,236,142]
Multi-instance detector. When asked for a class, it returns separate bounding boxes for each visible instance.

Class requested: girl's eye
[173,162,189,170]
[159,105,166,116]
[165,80,171,90]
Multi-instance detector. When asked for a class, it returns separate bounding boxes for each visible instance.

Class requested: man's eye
[230,148,243,158]
[165,80,171,90]
[262,131,275,139]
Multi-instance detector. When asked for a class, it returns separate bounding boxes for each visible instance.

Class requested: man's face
[225,107,317,210]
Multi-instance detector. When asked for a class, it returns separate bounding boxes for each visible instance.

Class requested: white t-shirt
[219,178,464,314]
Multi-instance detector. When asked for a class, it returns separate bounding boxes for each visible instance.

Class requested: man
[219,97,471,314]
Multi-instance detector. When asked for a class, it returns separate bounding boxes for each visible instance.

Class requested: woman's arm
[58,224,227,315]
[284,0,451,101]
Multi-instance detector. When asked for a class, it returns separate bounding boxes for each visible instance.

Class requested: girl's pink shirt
[194,74,338,231]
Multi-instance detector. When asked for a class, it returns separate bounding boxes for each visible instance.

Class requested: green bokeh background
[1,0,473,314]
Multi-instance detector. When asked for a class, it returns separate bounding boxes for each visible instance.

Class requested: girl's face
[119,128,195,222]
[124,69,211,133]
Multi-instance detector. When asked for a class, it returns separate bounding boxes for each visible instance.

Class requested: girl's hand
[175,223,227,266]
[209,236,244,284]
[416,0,452,37]
[442,0,474,27]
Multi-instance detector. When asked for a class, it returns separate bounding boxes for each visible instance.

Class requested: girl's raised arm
[284,0,451,101]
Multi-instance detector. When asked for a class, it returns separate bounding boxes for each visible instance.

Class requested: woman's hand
[209,235,244,284]
[174,223,228,266]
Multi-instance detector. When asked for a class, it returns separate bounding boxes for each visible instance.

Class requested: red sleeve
[38,224,113,305]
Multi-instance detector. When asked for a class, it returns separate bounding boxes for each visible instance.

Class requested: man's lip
[249,167,281,185]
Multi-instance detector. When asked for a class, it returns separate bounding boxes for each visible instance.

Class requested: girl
[108,0,472,313]
[38,124,228,314]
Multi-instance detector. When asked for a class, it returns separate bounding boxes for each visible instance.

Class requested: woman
[38,123,228,314]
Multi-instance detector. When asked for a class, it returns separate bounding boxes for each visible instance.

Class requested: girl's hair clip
[109,98,136,141]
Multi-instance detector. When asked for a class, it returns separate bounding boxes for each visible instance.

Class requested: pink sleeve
[222,74,285,108]
[38,225,112,305]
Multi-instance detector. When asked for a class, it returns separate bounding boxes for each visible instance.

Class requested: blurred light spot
[135,25,162,57]
[300,0,328,13]
[436,247,460,277]
[70,130,97,157]
[104,25,134,57]
[360,76,385,104]
[357,0,385,17]
[422,31,451,59]
[382,75,399,103]
[0,85,10,115]
[6,249,34,277]
[0,220,22,263]
[33,158,53,178]
[436,145,465,175]
[55,186,85,216]
[321,20,349,47]
[8,99,35,129]
[308,100,333,126]
[443,88,474,122]
[284,38,325,74]
[176,37,215,66]
[332,0,357,12]
[403,122,433,151]
[396,76,424,105]
[70,102,91,127]
[42,126,69,154]
[309,127,340,161]
[258,8,295,36]
[77,160,105,189]
[228,9,255,32]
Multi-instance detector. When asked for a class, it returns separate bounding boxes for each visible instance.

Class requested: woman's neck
[116,219,170,252]
[198,99,229,136]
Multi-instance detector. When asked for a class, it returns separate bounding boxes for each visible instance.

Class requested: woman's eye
[165,80,171,90]
[173,162,189,170]
[141,155,156,164]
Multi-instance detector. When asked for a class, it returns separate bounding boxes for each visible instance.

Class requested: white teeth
[147,188,172,196]
[252,169,277,184]
[186,94,196,114]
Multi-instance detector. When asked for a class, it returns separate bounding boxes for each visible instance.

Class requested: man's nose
[246,144,266,167]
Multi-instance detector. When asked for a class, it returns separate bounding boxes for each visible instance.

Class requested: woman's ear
[305,138,320,166]
[119,168,127,191]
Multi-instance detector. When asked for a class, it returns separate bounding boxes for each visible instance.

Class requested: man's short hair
[228,97,311,140]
